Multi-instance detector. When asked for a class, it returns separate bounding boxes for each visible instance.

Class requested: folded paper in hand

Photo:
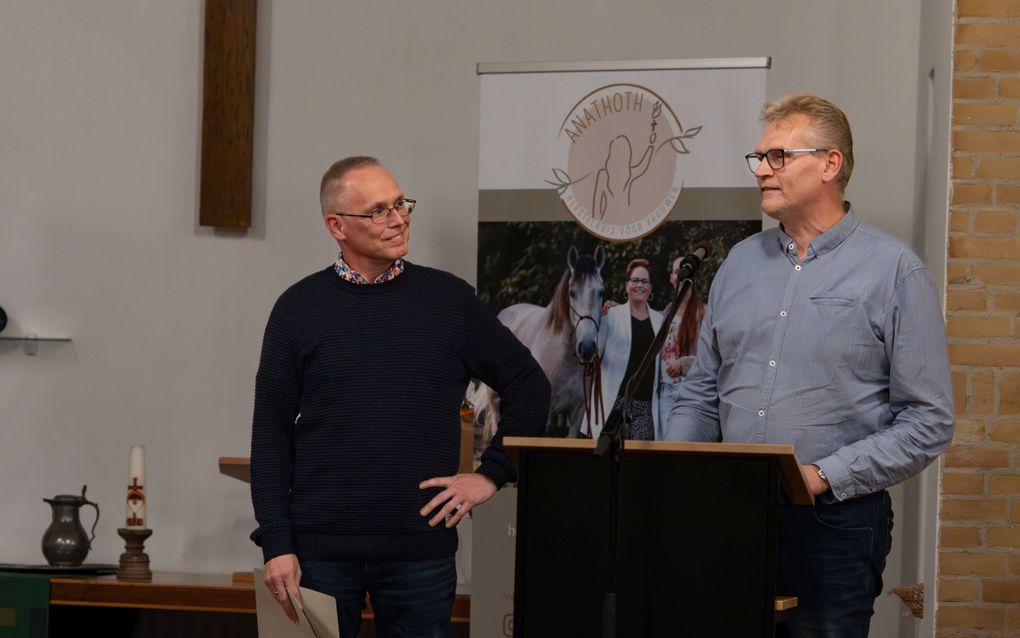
[254,567,339,638]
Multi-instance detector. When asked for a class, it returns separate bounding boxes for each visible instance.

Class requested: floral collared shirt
[333,251,405,284]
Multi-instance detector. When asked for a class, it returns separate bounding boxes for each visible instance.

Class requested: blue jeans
[300,557,456,638]
[776,490,894,638]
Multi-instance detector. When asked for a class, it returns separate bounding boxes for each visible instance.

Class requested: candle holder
[116,527,153,581]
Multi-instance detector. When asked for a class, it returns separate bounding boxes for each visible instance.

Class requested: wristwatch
[817,467,828,483]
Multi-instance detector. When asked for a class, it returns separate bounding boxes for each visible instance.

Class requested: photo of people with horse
[469,219,758,453]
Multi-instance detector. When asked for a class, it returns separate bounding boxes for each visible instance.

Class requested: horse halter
[570,306,600,333]
[570,303,604,436]
[571,304,599,363]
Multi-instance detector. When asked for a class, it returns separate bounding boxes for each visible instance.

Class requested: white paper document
[254,567,340,638]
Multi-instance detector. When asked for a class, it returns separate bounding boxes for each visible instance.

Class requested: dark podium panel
[505,439,811,638]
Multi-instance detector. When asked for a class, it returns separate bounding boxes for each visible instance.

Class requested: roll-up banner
[469,58,768,636]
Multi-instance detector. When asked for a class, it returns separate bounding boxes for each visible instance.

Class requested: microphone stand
[592,269,700,638]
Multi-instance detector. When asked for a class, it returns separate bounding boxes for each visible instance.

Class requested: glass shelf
[0,334,72,355]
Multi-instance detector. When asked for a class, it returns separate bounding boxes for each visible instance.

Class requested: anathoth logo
[548,83,701,242]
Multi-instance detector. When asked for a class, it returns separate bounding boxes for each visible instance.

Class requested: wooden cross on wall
[199,0,257,228]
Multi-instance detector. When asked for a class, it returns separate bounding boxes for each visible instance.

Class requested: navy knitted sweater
[249,263,550,563]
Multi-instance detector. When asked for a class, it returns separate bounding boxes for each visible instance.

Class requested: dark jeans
[300,556,457,638]
[776,490,893,638]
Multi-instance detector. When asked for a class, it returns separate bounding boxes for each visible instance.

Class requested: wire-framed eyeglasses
[627,277,651,286]
[334,198,417,224]
[744,149,826,173]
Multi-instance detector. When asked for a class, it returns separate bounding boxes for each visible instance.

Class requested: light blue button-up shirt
[664,209,955,501]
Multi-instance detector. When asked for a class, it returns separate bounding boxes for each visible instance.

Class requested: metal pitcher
[42,485,100,567]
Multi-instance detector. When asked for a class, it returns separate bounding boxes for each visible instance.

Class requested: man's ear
[821,149,844,185]
[324,214,347,242]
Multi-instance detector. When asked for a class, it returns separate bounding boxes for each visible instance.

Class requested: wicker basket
[890,583,924,619]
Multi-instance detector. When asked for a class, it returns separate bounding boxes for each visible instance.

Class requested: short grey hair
[760,93,854,191]
[319,156,381,216]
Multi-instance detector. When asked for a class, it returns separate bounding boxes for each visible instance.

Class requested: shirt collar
[776,202,858,262]
[333,250,405,284]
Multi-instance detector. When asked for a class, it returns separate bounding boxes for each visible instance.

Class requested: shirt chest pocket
[810,295,855,310]
[807,296,877,383]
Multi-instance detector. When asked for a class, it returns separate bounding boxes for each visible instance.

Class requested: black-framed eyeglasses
[334,198,416,224]
[744,149,825,173]
[627,277,650,286]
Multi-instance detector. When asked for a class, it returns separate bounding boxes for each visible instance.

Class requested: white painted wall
[0,1,936,633]
[912,1,956,636]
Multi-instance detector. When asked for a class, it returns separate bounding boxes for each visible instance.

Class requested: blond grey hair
[319,156,381,216]
[761,93,854,191]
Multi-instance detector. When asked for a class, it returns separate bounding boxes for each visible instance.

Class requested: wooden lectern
[504,437,812,638]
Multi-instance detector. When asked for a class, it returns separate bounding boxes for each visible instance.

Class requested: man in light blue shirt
[665,93,954,637]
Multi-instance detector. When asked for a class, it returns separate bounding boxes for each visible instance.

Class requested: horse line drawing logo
[548,83,701,242]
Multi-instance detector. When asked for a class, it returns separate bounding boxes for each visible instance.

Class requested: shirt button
[769,360,776,367]
[779,310,788,317]
[758,409,765,417]
[840,492,847,499]
[788,243,795,251]
[794,265,802,271]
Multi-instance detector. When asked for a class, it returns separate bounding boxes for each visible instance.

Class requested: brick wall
[940,0,1020,634]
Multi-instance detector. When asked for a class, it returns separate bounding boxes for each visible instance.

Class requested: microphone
[675,241,712,281]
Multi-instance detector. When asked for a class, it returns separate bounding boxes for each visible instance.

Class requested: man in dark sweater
[250,156,550,637]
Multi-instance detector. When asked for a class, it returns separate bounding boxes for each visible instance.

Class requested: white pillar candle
[125,445,146,529]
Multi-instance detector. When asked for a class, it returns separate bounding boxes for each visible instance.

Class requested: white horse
[472,246,605,443]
